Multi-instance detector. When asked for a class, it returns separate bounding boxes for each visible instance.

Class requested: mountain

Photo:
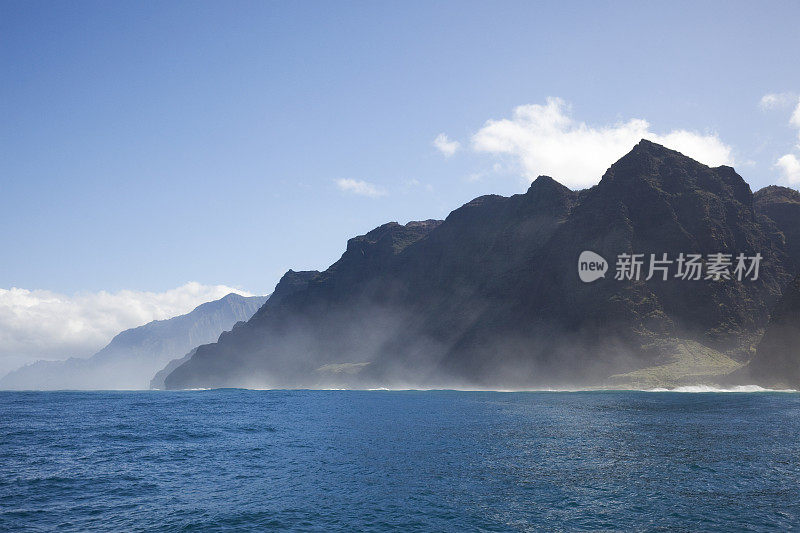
[164,141,800,390]
[735,188,800,388]
[754,185,800,268]
[149,348,197,390]
[0,293,268,390]
[742,274,800,388]
[148,273,318,389]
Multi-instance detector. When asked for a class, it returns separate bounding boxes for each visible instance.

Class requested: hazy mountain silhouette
[0,293,267,390]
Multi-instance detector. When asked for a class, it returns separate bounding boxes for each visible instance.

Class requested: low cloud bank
[0,282,250,376]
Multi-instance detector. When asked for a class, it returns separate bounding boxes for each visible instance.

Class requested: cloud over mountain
[0,282,251,376]
[471,97,733,188]
[777,154,800,185]
[764,93,800,184]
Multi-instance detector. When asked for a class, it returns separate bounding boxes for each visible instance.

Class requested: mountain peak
[527,175,570,193]
[598,139,752,205]
[259,269,319,310]
[523,175,577,215]
[621,138,688,163]
[634,137,665,150]
[755,185,800,206]
[192,292,263,314]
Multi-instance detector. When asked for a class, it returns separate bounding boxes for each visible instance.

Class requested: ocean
[2,389,799,531]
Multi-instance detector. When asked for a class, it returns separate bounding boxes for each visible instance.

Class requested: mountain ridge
[164,141,800,390]
[0,293,268,390]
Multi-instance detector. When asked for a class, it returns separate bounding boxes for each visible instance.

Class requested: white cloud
[433,133,461,157]
[471,97,734,189]
[791,98,800,129]
[771,95,800,182]
[760,92,800,142]
[759,92,795,110]
[653,130,733,166]
[776,154,800,185]
[335,178,386,197]
[0,282,251,376]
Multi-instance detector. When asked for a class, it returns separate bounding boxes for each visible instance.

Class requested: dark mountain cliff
[166,221,446,389]
[0,293,267,390]
[379,140,791,386]
[150,347,198,390]
[744,275,800,388]
[732,188,800,388]
[165,141,800,389]
[754,185,800,269]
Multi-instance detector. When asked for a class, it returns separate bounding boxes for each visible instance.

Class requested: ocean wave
[157,385,799,393]
[646,385,797,393]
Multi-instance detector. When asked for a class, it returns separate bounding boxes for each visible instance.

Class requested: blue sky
[3,0,800,301]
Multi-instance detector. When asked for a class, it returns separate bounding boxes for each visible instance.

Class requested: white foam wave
[163,385,799,393]
[646,385,797,393]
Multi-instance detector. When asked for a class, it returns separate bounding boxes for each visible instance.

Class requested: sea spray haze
[163,142,800,391]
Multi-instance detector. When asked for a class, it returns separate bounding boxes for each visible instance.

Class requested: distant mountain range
[161,141,800,390]
[0,293,267,390]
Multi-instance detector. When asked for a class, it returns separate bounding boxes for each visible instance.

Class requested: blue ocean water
[2,390,800,531]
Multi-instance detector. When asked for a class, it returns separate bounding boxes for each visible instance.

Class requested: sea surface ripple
[2,389,800,531]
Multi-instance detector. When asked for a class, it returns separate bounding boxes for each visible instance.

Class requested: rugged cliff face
[755,185,800,268]
[734,188,800,388]
[164,141,800,390]
[165,221,447,389]
[745,275,800,388]
[0,293,267,390]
